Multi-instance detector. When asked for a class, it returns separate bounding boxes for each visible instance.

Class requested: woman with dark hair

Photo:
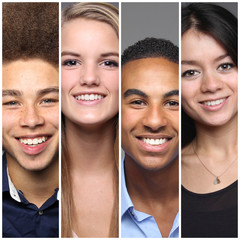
[61,2,119,238]
[181,3,237,237]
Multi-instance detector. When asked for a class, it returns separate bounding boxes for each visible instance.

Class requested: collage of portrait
[2,1,238,238]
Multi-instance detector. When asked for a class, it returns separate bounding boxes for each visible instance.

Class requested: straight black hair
[181,3,238,147]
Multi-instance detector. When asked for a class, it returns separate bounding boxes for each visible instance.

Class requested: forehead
[182,30,226,60]
[122,57,179,94]
[3,59,59,91]
[62,18,118,49]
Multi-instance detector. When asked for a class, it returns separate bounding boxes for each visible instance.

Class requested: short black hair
[122,37,179,66]
[3,3,59,67]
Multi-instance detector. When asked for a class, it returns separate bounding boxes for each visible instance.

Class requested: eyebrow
[37,87,59,96]
[164,89,179,98]
[101,52,119,58]
[2,89,22,97]
[61,51,119,58]
[123,89,179,99]
[123,89,148,98]
[182,54,230,66]
[61,51,80,57]
[3,87,59,97]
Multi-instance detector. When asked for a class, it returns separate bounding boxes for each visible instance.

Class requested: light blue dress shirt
[121,158,179,238]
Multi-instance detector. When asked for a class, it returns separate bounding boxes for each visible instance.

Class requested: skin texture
[122,57,179,237]
[3,59,59,172]
[122,57,179,171]
[61,18,119,129]
[181,30,238,193]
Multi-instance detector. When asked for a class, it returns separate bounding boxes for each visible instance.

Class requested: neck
[64,118,116,174]
[195,114,237,155]
[6,154,59,208]
[125,155,179,203]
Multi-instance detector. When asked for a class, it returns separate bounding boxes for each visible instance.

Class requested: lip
[136,135,173,153]
[16,135,51,156]
[200,96,229,112]
[73,92,106,106]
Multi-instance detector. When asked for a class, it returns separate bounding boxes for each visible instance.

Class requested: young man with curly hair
[2,3,59,237]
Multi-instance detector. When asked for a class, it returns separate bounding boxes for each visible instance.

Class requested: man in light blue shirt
[121,38,179,238]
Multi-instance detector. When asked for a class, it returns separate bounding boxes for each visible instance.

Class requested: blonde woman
[61,2,119,237]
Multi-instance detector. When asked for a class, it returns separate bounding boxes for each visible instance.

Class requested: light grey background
[182,2,237,18]
[122,3,179,52]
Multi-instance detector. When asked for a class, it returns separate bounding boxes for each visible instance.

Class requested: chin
[17,159,52,172]
[17,151,58,172]
[201,114,237,127]
[135,157,175,172]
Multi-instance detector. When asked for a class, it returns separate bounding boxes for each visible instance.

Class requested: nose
[200,72,223,93]
[20,105,44,128]
[142,105,168,132]
[79,63,100,86]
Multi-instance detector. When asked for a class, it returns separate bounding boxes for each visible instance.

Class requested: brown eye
[218,63,234,71]
[131,100,145,105]
[100,60,119,68]
[182,69,199,78]
[62,60,80,67]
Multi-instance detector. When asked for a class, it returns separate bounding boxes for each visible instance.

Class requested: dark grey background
[182,2,237,18]
[122,3,179,53]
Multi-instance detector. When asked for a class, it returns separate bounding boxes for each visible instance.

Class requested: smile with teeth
[142,138,168,146]
[202,98,226,106]
[75,94,104,101]
[19,137,48,147]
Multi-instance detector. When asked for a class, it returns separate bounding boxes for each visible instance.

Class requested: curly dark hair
[3,3,59,66]
[122,37,178,66]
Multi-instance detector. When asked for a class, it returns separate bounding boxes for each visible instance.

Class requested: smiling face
[61,18,119,128]
[2,59,59,171]
[181,30,238,127]
[122,58,179,171]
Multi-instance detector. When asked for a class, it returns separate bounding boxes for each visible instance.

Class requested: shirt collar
[3,152,21,202]
[121,156,134,217]
[169,212,179,236]
[3,152,59,203]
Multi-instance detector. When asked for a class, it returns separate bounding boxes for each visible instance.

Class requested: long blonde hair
[61,2,119,237]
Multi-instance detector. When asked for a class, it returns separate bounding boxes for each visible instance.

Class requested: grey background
[182,2,237,18]
[122,3,179,52]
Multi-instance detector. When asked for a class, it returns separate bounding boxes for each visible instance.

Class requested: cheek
[2,111,19,131]
[103,71,119,93]
[169,112,179,132]
[182,81,198,104]
[43,108,59,129]
[122,108,139,131]
[228,72,238,91]
[61,69,79,94]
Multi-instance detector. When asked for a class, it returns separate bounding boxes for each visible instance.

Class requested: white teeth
[143,138,168,146]
[203,98,225,106]
[75,94,104,101]
[19,137,48,146]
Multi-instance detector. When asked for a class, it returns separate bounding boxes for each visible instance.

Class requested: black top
[181,181,238,238]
